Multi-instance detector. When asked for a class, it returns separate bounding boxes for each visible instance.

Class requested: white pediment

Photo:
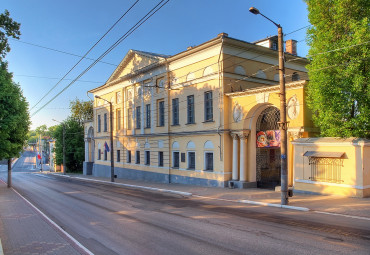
[106,50,168,83]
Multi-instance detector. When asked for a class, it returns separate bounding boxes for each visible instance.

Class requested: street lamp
[95,95,115,182]
[53,119,66,175]
[249,7,289,205]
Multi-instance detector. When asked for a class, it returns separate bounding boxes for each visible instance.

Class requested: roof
[303,151,345,158]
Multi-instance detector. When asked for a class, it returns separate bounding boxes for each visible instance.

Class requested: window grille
[104,113,108,132]
[146,104,151,128]
[136,106,141,129]
[309,157,343,183]
[172,98,179,125]
[158,100,165,126]
[187,95,195,124]
[158,151,164,167]
[204,91,213,122]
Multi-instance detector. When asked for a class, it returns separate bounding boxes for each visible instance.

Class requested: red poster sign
[256,130,281,148]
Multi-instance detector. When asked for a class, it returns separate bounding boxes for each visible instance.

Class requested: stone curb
[48,173,311,212]
[49,173,192,197]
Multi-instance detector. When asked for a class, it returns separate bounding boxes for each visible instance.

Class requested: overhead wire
[30,0,140,111]
[32,0,170,117]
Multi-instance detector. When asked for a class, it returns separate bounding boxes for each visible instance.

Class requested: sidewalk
[52,173,370,219]
[0,180,91,255]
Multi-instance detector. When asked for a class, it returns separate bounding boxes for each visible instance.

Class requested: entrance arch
[255,106,281,188]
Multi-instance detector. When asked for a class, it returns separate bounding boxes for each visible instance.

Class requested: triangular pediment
[107,50,168,83]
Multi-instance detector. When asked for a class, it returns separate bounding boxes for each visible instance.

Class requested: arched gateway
[256,106,281,188]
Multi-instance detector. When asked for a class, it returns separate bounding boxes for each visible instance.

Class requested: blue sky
[1,0,310,130]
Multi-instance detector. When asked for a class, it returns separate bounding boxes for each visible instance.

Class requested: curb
[48,173,311,212]
[49,173,192,197]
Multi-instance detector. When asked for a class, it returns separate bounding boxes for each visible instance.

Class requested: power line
[32,0,170,117]
[14,74,103,83]
[10,38,118,66]
[30,0,140,111]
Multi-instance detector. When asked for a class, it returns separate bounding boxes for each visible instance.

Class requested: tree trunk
[7,158,11,188]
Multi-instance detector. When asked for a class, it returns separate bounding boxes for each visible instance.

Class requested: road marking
[11,188,94,255]
[314,210,370,221]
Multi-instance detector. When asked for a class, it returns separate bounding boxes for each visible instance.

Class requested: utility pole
[95,96,115,182]
[40,134,43,172]
[249,7,289,205]
[62,124,66,175]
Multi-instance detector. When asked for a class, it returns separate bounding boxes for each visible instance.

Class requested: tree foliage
[53,118,84,172]
[0,62,30,160]
[305,0,370,138]
[0,10,21,59]
[70,98,93,125]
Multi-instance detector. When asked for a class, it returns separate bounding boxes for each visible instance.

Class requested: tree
[0,10,21,59]
[305,0,370,138]
[0,62,30,186]
[70,98,93,125]
[53,118,84,172]
[35,124,48,137]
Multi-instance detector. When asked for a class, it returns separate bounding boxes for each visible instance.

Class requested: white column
[231,133,239,180]
[84,138,90,162]
[239,132,249,182]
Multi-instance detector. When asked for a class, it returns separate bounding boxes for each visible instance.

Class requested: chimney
[285,39,297,55]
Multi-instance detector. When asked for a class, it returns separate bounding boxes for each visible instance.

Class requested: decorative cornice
[225,80,307,98]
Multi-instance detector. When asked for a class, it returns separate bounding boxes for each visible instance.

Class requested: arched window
[203,66,214,76]
[292,72,300,81]
[172,141,179,149]
[187,141,195,149]
[186,72,195,82]
[234,65,246,76]
[204,141,214,149]
[256,70,267,79]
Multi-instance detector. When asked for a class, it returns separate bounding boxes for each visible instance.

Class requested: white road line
[11,188,94,255]
[314,210,370,221]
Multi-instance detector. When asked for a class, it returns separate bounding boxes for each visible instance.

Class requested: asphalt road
[2,151,370,255]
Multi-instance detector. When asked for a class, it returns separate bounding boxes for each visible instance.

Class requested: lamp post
[95,95,115,182]
[53,119,66,175]
[249,7,289,205]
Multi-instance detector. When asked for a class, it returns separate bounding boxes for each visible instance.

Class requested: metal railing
[309,157,343,183]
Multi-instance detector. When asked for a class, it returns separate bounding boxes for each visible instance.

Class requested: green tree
[70,98,93,125]
[0,10,21,59]
[305,0,370,138]
[35,124,48,137]
[53,118,84,172]
[0,62,30,186]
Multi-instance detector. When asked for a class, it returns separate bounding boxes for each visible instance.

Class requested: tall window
[188,152,195,170]
[158,151,164,167]
[127,108,132,130]
[158,100,165,126]
[145,151,150,165]
[98,149,101,160]
[98,115,101,132]
[127,150,131,163]
[104,113,108,132]
[187,95,195,124]
[104,150,107,161]
[173,152,180,168]
[146,104,151,128]
[205,152,213,171]
[135,151,140,164]
[136,106,141,129]
[172,98,179,125]
[204,91,213,122]
[117,150,121,162]
[117,109,121,130]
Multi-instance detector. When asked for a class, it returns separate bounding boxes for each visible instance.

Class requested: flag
[104,142,110,152]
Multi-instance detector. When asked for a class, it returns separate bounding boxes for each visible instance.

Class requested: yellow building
[84,33,313,189]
